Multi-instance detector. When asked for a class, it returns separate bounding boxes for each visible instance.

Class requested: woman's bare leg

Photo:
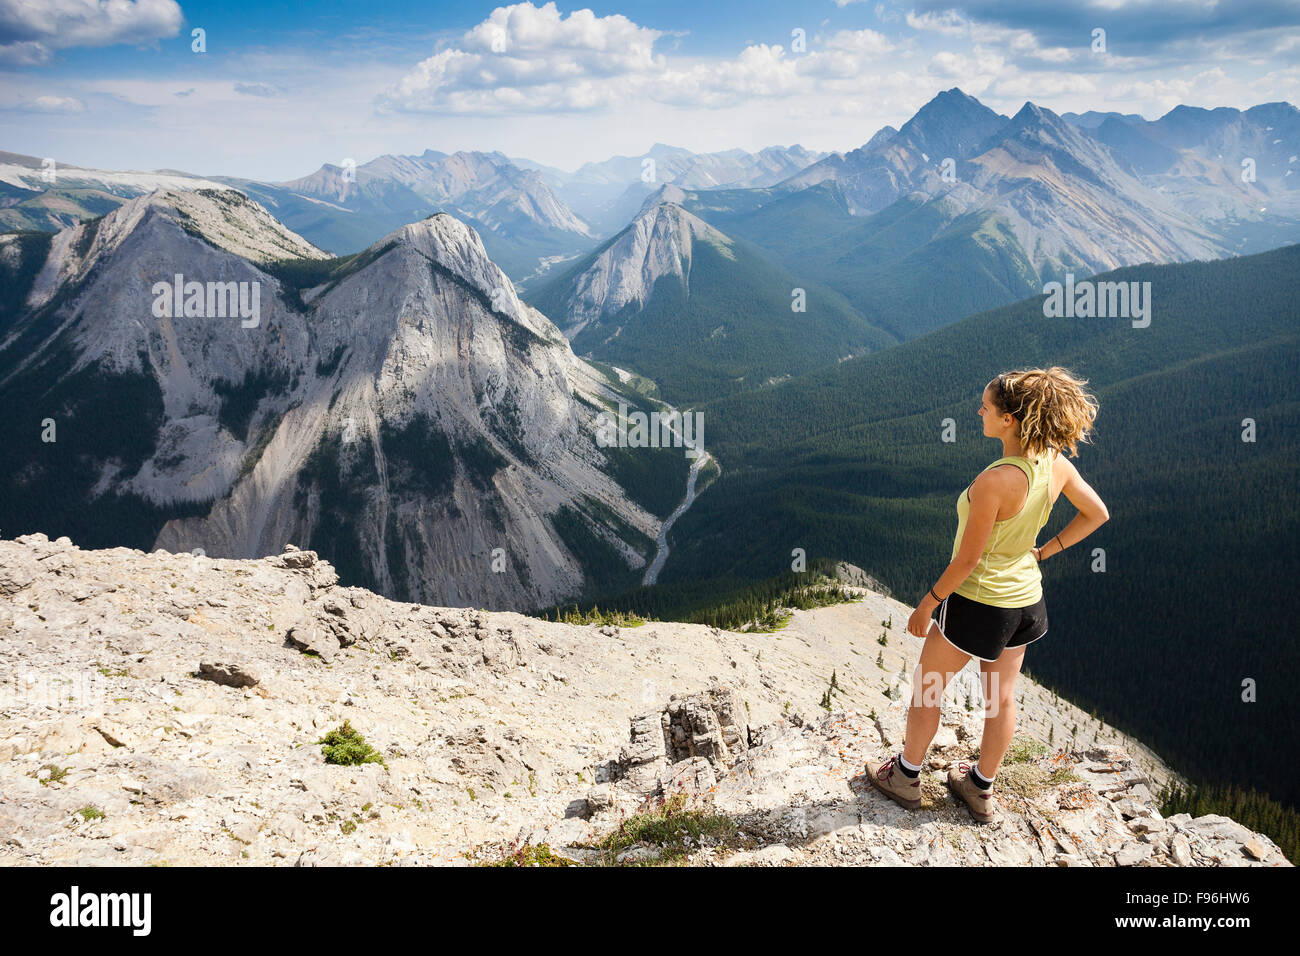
[902,621,972,766]
[976,644,1028,778]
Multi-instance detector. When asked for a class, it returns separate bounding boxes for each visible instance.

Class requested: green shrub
[480,843,575,867]
[317,720,385,767]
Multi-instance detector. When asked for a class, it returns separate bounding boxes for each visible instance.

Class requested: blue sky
[2,0,1297,180]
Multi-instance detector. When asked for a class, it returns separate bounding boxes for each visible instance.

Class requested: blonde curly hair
[990,366,1099,460]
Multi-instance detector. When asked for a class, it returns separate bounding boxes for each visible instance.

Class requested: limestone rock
[197,662,260,688]
[662,686,748,767]
[0,533,1283,869]
[284,618,337,662]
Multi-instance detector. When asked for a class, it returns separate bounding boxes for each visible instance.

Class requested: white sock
[898,753,922,773]
[971,764,995,785]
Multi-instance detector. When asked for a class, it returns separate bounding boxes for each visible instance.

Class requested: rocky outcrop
[527,696,1290,868]
[604,686,750,800]
[0,535,1286,867]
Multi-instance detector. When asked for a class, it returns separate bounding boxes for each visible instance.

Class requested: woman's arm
[1033,456,1110,563]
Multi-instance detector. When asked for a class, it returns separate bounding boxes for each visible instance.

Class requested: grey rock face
[549,201,734,337]
[2,189,662,611]
[555,698,1290,869]
[197,662,260,688]
[662,686,748,766]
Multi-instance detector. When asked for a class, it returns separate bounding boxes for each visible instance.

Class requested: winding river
[642,450,714,586]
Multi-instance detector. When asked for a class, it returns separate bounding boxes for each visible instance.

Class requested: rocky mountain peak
[378,212,560,343]
[896,87,1008,160]
[862,124,899,152]
[22,188,325,317]
[992,101,1091,153]
[113,188,325,262]
[634,182,688,217]
[549,196,730,338]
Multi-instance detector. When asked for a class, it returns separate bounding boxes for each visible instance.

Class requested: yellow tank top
[950,450,1056,608]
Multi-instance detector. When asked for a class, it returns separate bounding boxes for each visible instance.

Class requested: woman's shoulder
[971,461,1029,496]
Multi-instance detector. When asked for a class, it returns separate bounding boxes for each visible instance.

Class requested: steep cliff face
[0,189,674,610]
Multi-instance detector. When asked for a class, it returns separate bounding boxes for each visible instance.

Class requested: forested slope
[651,245,1300,810]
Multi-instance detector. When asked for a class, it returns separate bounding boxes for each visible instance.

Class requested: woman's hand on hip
[907,604,933,638]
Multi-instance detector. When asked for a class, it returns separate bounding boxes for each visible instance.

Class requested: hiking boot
[948,760,996,823]
[865,751,922,810]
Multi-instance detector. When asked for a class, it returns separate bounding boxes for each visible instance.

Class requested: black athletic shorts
[934,591,1048,662]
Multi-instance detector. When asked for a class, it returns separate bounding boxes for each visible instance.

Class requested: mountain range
[513,142,828,238]
[524,191,897,402]
[6,90,1296,321]
[0,143,825,282]
[520,89,1297,373]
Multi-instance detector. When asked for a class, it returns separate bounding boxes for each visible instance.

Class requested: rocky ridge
[778,89,1255,277]
[0,535,1286,867]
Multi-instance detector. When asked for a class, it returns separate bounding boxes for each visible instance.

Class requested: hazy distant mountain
[227,149,596,278]
[773,89,1297,263]
[638,89,1297,342]
[514,142,828,238]
[1089,116,1181,175]
[280,149,591,236]
[0,189,681,610]
[1061,110,1147,129]
[955,101,1222,275]
[779,88,1009,214]
[861,125,899,151]
[1098,102,1300,242]
[0,150,235,232]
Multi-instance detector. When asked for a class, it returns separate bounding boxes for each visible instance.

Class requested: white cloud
[991,72,1099,100]
[4,0,1295,181]
[928,51,968,77]
[906,10,968,37]
[0,0,182,65]
[381,3,903,115]
[824,28,895,57]
[20,94,86,112]
[0,39,50,65]
[380,2,666,112]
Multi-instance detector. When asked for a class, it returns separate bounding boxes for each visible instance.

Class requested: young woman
[866,366,1109,822]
